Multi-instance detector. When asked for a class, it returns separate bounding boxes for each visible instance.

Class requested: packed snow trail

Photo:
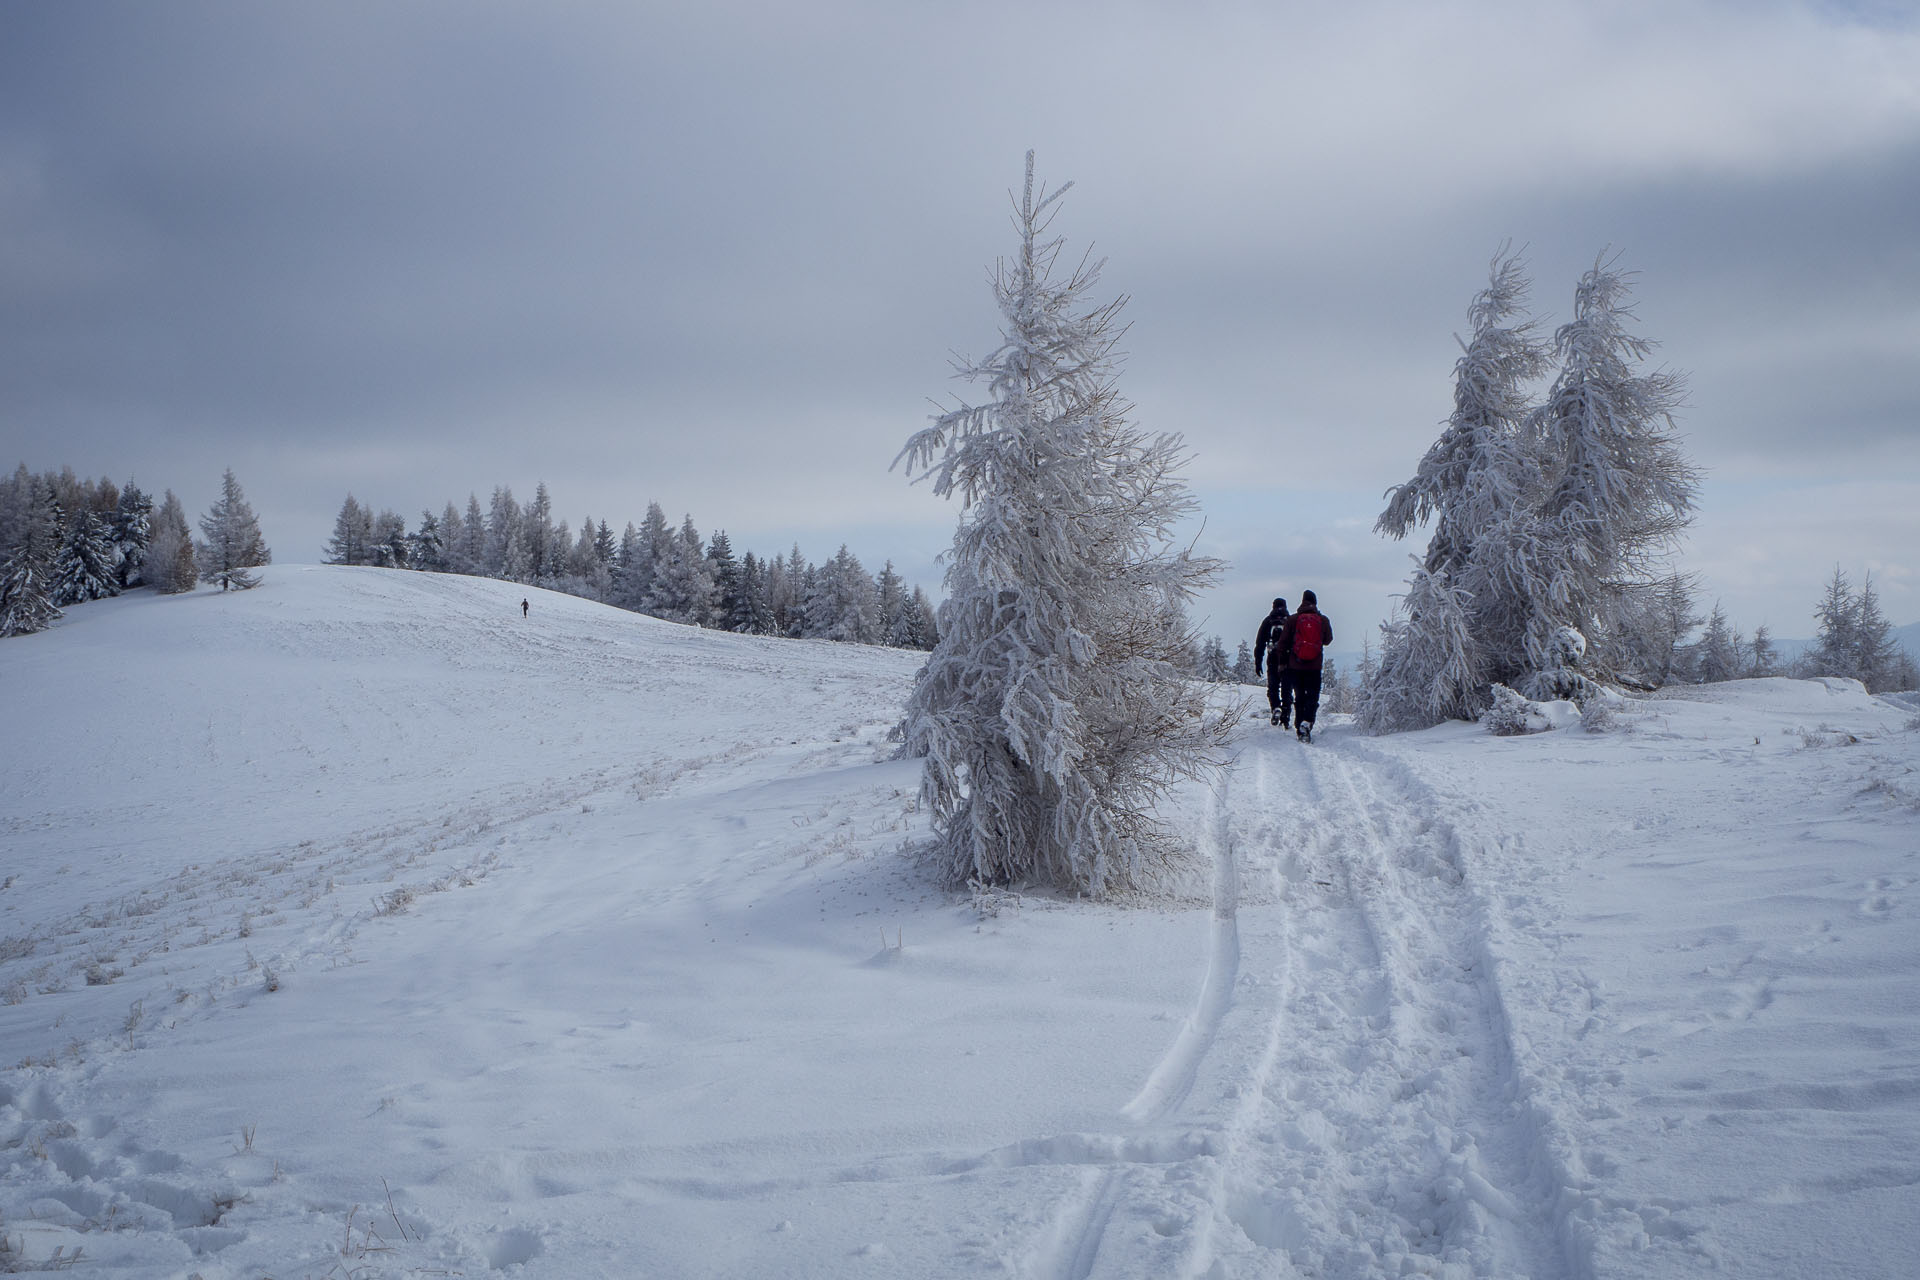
[1017,718,1581,1279]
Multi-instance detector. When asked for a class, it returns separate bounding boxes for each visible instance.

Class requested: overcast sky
[4,0,1917,646]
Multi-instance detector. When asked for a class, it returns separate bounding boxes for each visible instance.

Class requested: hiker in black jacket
[1253,597,1293,727]
[1278,589,1333,742]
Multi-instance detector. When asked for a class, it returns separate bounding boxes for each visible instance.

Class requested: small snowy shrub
[374,885,416,916]
[968,879,1023,921]
[1484,684,1549,736]
[1580,697,1617,733]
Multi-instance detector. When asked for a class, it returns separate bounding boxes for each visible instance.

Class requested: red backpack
[1292,612,1325,664]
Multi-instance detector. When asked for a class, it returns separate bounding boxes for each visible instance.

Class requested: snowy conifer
[708,531,741,625]
[901,585,938,650]
[52,507,120,604]
[734,551,775,633]
[369,509,408,569]
[803,545,881,643]
[1804,567,1856,680]
[485,487,519,577]
[524,483,558,582]
[895,153,1231,895]
[1378,248,1549,582]
[876,561,910,647]
[327,495,375,565]
[611,521,647,610]
[461,494,488,573]
[1853,573,1903,693]
[110,481,153,588]
[1371,251,1549,724]
[1232,640,1256,685]
[502,522,533,583]
[196,469,270,590]
[626,503,672,615]
[1197,636,1230,683]
[1525,256,1698,689]
[146,490,198,594]
[410,510,447,572]
[0,481,64,636]
[1691,603,1742,683]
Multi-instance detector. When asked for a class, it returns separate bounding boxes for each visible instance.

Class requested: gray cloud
[3,0,1917,643]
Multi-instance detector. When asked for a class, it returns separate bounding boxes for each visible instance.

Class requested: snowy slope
[3,567,1918,1278]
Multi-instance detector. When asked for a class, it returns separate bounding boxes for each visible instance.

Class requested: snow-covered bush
[895,153,1232,896]
[1483,684,1541,735]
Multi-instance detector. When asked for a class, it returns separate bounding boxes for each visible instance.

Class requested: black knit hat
[1301,589,1317,608]
[1272,597,1287,611]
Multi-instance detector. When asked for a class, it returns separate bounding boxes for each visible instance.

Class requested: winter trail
[1024,719,1581,1278]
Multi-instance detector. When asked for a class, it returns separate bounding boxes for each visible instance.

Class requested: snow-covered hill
[3,567,1917,1277]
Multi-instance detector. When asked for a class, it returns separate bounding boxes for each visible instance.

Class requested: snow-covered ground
[3,566,1916,1278]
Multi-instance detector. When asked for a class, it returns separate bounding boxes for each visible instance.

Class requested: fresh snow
[3,566,1917,1277]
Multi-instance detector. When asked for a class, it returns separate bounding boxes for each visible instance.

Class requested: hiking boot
[1296,721,1312,743]
[1270,708,1281,726]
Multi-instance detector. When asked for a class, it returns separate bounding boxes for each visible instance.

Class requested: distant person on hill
[1253,597,1293,727]
[1279,589,1333,743]
[521,598,529,618]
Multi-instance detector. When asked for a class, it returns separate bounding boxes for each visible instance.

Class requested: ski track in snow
[1014,723,1585,1280]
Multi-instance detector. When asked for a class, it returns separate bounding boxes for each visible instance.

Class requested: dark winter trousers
[1266,664,1295,723]
[1294,668,1324,727]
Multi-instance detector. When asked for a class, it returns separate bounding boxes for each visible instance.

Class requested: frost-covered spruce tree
[409,510,447,573]
[52,507,121,604]
[1378,248,1549,582]
[327,495,374,565]
[0,481,64,637]
[370,509,408,569]
[1525,256,1698,692]
[110,481,153,588]
[804,545,880,643]
[197,468,270,590]
[896,153,1231,896]
[1371,251,1552,725]
[146,490,198,593]
[1691,602,1742,683]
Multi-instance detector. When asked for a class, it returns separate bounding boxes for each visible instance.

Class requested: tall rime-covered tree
[1371,250,1549,727]
[1527,256,1698,688]
[196,469,270,590]
[147,490,199,594]
[1368,250,1701,727]
[895,153,1231,896]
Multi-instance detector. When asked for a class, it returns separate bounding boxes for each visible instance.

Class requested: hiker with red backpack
[1253,597,1293,728]
[1278,589,1333,742]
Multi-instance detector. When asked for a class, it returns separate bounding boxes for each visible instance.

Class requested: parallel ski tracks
[1023,729,1578,1279]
